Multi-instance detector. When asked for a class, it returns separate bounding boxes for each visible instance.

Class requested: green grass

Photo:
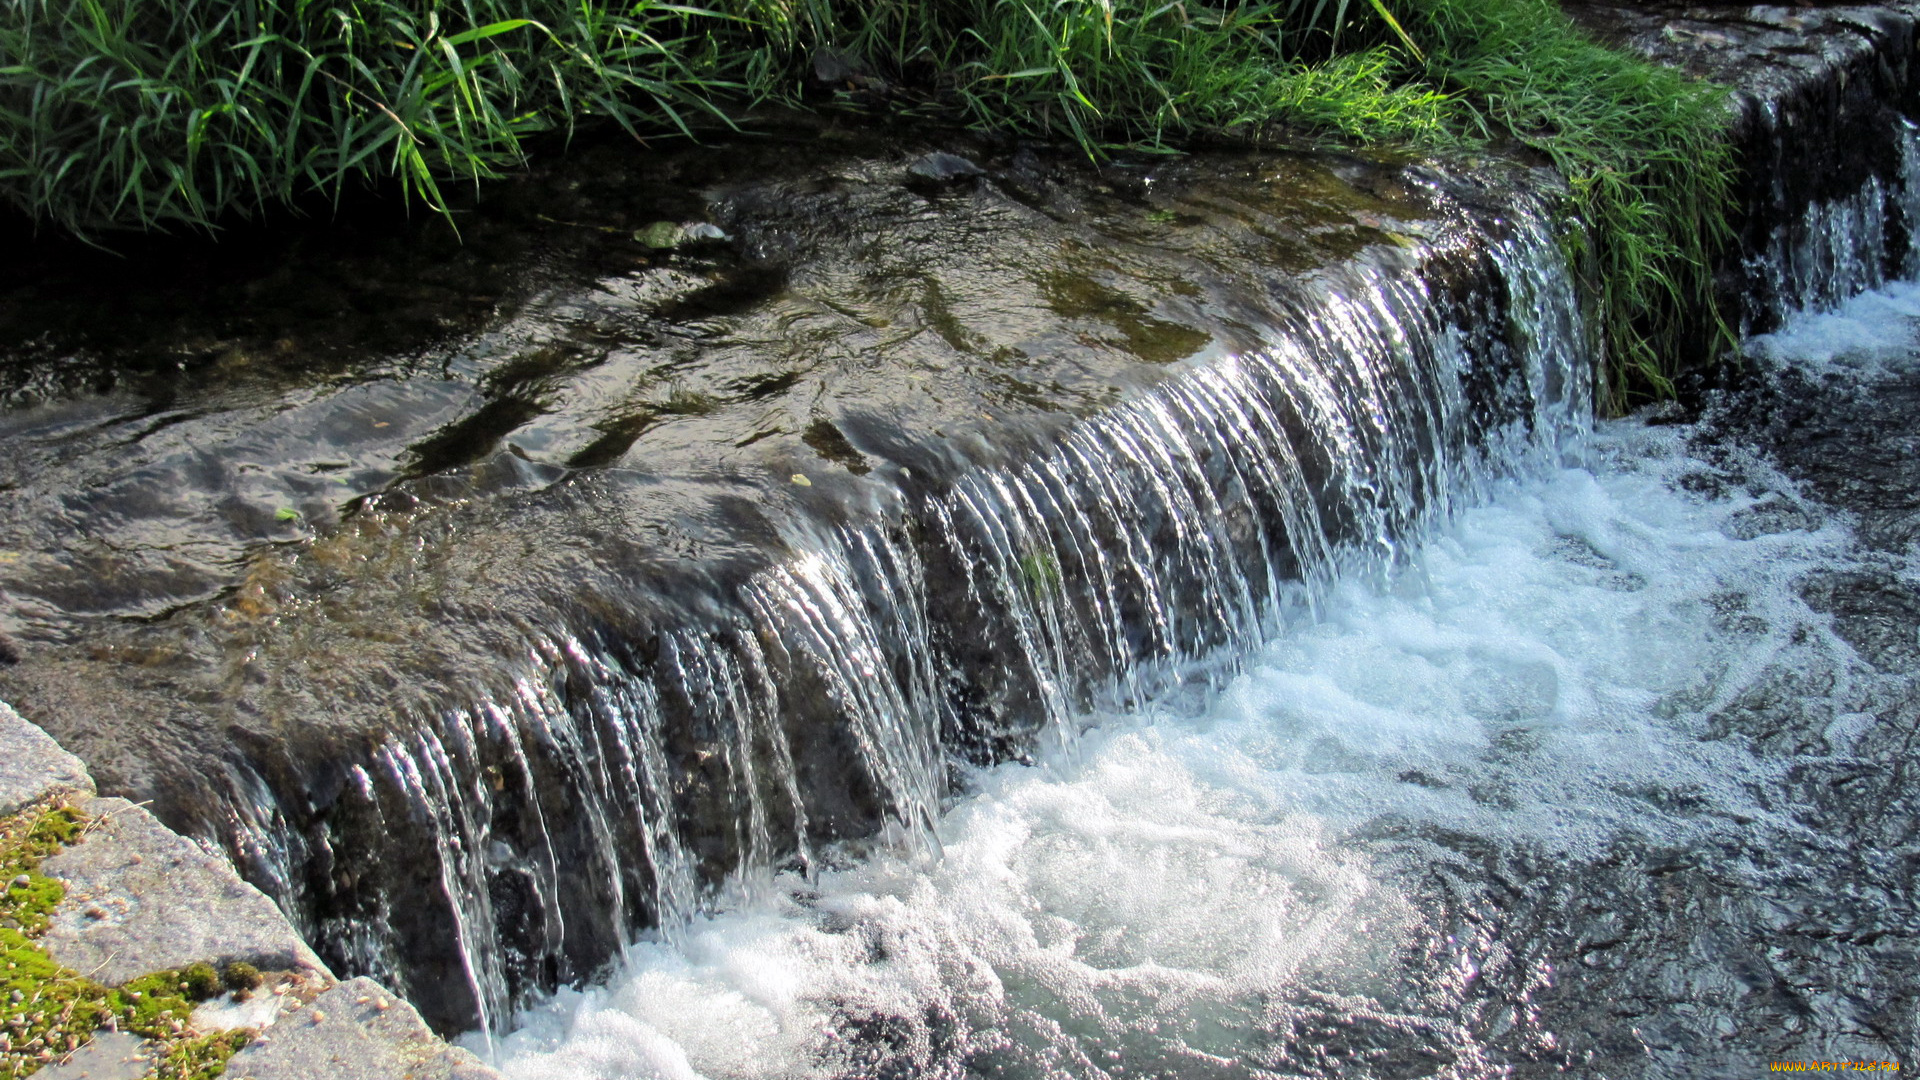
[0,0,749,234]
[777,1,1454,148]
[1,0,1735,398]
[1405,0,1733,406]
[0,1,1446,238]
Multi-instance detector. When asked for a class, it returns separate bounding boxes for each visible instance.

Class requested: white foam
[1745,278,1920,378]
[488,278,1920,1077]
[480,399,1871,1078]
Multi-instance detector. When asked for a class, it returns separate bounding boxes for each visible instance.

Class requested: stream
[475,280,1920,1080]
[2,5,1919,1074]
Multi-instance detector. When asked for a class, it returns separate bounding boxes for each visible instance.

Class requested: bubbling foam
[482,391,1864,1078]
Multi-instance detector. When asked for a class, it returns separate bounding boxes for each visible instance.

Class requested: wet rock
[223,978,499,1080]
[38,797,331,985]
[0,133,1501,1029]
[0,701,93,816]
[906,151,985,184]
[809,47,890,101]
[633,220,731,250]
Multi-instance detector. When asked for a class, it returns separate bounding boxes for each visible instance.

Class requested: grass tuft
[0,0,748,235]
[1404,0,1734,405]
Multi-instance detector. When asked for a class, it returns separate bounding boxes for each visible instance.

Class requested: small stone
[9,875,26,889]
[683,223,731,245]
[309,1009,326,1025]
[908,152,985,183]
[8,990,20,1003]
[374,997,390,1011]
[791,473,812,486]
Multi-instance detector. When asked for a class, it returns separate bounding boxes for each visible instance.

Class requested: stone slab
[224,978,501,1080]
[34,1031,154,1080]
[38,797,332,985]
[0,701,93,816]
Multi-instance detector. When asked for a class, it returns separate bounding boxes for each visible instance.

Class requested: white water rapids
[471,272,1920,1076]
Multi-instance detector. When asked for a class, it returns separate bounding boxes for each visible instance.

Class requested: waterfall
[243,98,1920,1027]
[472,99,1920,1080]
[1740,117,1920,329]
[288,192,1597,1030]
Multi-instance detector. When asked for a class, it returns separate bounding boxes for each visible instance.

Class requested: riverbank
[0,703,495,1080]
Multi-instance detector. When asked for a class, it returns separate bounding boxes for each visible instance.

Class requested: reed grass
[1,0,1734,397]
[1405,0,1734,405]
[0,0,749,233]
[753,1,1453,148]
[1,1,1450,236]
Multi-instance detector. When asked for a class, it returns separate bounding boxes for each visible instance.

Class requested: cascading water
[474,193,1920,1080]
[317,194,1597,1036]
[1742,118,1920,326]
[436,32,1920,1074]
[7,7,1919,1050]
[481,407,1881,1078]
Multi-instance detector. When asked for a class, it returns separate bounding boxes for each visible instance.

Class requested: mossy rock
[0,802,249,1080]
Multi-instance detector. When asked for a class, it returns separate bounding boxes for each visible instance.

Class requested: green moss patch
[0,803,249,1080]
[153,1030,253,1080]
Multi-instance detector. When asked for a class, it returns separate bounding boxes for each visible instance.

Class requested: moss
[153,1030,250,1080]
[177,966,221,1003]
[0,805,82,937]
[1017,547,1064,600]
[0,802,254,1080]
[219,964,261,994]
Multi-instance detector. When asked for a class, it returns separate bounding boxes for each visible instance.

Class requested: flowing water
[356,192,1592,1036]
[0,139,1610,1032]
[4,20,1920,1054]
[452,112,1920,1080]
[477,265,1920,1080]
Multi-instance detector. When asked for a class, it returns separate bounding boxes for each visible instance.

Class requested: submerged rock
[906,151,985,183]
[633,220,731,249]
